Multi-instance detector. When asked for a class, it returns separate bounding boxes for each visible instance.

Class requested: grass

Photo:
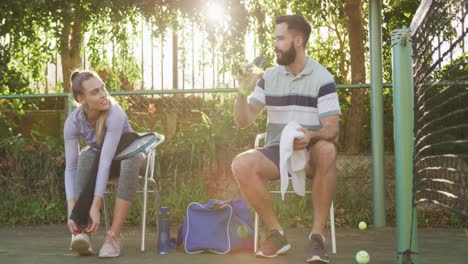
[0,130,466,229]
[1,167,466,229]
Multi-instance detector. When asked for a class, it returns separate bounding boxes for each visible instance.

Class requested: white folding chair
[253,133,336,254]
[103,132,165,252]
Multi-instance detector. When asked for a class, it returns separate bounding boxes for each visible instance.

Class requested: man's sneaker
[99,230,121,258]
[255,229,291,258]
[306,233,329,263]
[70,233,93,256]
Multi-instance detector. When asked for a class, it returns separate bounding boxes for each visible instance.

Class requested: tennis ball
[236,225,248,238]
[355,250,370,263]
[358,221,367,231]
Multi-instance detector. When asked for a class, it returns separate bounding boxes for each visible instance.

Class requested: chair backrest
[142,133,164,181]
[146,133,165,181]
[254,133,266,149]
[140,132,165,159]
[147,132,165,150]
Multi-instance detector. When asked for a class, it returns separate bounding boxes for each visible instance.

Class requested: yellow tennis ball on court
[236,224,249,238]
[358,221,367,231]
[355,250,370,263]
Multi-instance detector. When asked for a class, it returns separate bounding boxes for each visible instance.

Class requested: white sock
[278,229,285,236]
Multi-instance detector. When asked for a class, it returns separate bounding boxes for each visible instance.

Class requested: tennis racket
[114,132,158,160]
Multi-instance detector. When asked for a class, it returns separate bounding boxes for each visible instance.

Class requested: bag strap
[210,199,254,231]
[210,199,232,209]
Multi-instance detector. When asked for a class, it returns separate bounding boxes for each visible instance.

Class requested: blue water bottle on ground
[157,206,171,254]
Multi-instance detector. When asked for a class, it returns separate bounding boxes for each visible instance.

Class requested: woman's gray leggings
[75,147,145,202]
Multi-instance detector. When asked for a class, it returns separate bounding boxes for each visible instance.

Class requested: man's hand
[237,63,264,96]
[293,127,312,150]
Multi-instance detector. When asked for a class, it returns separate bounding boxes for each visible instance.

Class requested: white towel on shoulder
[279,122,307,200]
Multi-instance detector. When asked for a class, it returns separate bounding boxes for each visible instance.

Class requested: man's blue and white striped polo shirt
[248,57,341,147]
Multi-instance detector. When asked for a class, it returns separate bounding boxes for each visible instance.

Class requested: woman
[64,70,144,257]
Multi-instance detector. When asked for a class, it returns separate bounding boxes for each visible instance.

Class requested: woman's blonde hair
[70,69,115,146]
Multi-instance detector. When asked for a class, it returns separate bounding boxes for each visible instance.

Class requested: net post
[369,0,386,228]
[391,26,419,264]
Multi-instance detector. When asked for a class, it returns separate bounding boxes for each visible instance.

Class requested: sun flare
[206,2,223,23]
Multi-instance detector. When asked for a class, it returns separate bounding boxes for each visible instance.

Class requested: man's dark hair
[275,14,312,47]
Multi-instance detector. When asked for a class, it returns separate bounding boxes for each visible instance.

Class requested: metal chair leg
[153,180,159,239]
[254,211,259,253]
[140,150,152,252]
[330,201,336,254]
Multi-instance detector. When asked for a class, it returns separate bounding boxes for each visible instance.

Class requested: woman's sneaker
[70,233,93,256]
[255,229,291,258]
[99,230,121,258]
[306,233,329,263]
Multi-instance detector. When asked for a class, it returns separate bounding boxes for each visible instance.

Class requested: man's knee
[232,153,249,180]
[232,151,257,183]
[312,140,337,160]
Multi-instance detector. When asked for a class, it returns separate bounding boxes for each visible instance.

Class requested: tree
[0,0,248,94]
[343,0,366,154]
[1,0,141,93]
[1,0,421,152]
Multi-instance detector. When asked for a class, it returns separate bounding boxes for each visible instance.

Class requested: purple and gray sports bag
[177,199,254,254]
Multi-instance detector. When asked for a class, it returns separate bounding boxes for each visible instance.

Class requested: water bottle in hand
[238,56,266,96]
[157,206,171,254]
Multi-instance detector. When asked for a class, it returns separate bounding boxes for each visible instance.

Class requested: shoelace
[267,232,282,243]
[267,232,278,240]
[104,233,118,244]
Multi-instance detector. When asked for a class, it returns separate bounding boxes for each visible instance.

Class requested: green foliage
[0,195,65,224]
[435,53,468,80]
[0,101,465,228]
[382,0,420,82]
[0,130,66,224]
[187,95,267,162]
[0,0,57,93]
[245,0,351,82]
[1,0,464,228]
[0,0,424,93]
[1,0,251,93]
[0,50,30,95]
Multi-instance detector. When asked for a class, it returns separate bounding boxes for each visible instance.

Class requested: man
[232,14,341,263]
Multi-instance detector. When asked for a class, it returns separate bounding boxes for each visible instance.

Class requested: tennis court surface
[0,225,466,263]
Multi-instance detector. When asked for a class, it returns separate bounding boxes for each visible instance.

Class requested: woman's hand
[67,218,81,234]
[85,206,100,233]
[85,196,102,234]
[66,198,81,234]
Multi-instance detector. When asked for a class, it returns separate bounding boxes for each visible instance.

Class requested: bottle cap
[237,55,265,77]
[160,206,169,214]
[253,55,265,68]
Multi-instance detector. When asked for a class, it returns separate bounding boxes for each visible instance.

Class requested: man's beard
[276,42,296,66]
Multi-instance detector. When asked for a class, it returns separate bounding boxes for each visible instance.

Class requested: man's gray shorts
[257,145,280,170]
[257,144,312,175]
